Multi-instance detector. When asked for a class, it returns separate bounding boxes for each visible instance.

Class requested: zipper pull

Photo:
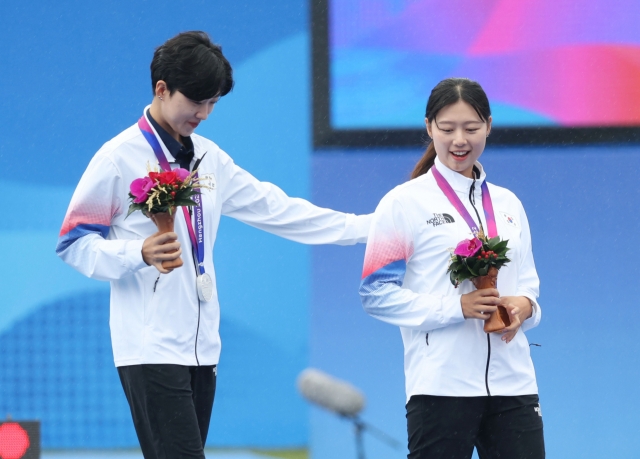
[153,275,160,292]
[469,180,476,205]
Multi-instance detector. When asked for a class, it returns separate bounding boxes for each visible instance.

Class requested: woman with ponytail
[360,78,545,459]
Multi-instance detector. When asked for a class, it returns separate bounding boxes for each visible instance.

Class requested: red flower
[148,171,178,185]
[158,171,178,185]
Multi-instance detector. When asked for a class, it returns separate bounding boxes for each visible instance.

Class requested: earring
[158,96,163,101]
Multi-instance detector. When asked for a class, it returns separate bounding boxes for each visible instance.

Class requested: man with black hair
[57,31,371,458]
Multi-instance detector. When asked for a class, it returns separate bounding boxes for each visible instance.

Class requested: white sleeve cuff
[343,213,374,245]
[123,239,148,272]
[445,295,466,323]
[518,293,542,332]
[417,294,465,330]
[347,214,373,243]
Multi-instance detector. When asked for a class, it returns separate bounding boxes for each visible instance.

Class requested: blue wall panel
[0,290,137,447]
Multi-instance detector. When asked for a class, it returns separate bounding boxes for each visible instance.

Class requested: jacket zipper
[469,170,491,396]
[468,171,485,235]
[425,333,429,346]
[195,298,201,366]
[188,206,201,366]
[485,334,491,396]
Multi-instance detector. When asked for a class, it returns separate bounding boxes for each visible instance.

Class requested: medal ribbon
[431,164,497,238]
[138,115,206,275]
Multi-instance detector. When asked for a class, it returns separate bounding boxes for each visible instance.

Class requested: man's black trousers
[406,394,545,459]
[118,364,217,459]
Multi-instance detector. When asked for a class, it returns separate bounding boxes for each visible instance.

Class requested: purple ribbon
[431,164,497,239]
[138,115,206,275]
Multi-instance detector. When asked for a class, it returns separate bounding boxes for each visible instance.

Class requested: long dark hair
[411,78,491,179]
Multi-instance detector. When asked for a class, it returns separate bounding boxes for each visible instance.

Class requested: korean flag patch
[501,212,518,228]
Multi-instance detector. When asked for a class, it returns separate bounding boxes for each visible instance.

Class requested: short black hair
[150,31,234,101]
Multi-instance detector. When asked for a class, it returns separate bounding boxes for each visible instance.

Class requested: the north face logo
[427,213,455,227]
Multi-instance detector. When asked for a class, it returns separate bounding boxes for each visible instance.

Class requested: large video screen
[313,0,640,146]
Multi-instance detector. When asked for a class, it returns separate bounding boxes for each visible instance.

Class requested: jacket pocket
[423,331,432,358]
[423,328,442,358]
[144,272,161,326]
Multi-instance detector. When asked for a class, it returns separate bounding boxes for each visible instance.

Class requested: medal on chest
[197,273,213,302]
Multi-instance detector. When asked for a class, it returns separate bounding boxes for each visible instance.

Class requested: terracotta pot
[471,266,510,333]
[149,210,183,269]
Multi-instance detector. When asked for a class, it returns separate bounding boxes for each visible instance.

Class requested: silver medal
[197,273,213,302]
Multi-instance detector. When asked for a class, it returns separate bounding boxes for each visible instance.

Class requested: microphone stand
[354,419,365,459]
[345,415,402,459]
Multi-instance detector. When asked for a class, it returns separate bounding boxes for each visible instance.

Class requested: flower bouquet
[447,235,512,332]
[127,166,208,269]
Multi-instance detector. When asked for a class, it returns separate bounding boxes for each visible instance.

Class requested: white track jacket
[360,157,541,400]
[57,108,371,367]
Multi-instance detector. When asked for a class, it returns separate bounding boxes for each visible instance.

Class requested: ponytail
[410,141,436,179]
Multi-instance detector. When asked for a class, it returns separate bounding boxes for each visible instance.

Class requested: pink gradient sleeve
[59,195,116,237]
[56,154,146,281]
[362,195,414,279]
[57,153,120,245]
[359,193,465,331]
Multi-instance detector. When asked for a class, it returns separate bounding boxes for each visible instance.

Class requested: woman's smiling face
[426,99,492,178]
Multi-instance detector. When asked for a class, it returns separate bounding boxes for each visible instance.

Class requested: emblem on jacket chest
[500,211,517,227]
[426,213,455,227]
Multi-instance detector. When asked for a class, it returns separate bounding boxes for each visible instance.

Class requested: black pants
[118,364,217,459]
[406,395,545,459]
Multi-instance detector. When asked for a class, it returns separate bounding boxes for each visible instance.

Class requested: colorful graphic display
[330,0,640,128]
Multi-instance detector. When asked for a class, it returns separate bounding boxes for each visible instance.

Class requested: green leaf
[461,257,479,277]
[150,205,170,214]
[488,236,501,246]
[174,199,198,207]
[492,240,508,252]
[181,190,202,198]
[126,205,139,219]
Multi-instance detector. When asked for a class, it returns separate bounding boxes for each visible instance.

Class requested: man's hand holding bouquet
[127,165,209,272]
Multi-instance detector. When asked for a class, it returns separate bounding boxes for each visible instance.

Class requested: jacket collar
[141,106,205,161]
[432,156,487,194]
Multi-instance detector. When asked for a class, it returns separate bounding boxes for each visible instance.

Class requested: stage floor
[42,450,306,459]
